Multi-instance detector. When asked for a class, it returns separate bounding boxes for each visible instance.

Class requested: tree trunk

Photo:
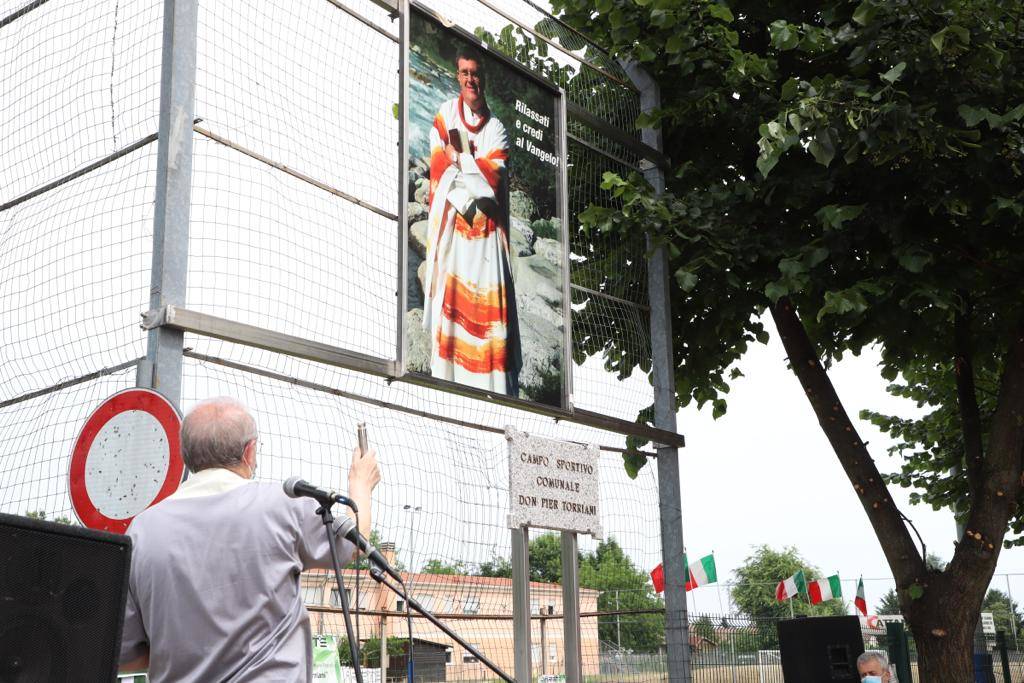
[903,570,984,683]
[913,626,974,683]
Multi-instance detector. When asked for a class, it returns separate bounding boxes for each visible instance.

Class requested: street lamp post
[403,504,423,596]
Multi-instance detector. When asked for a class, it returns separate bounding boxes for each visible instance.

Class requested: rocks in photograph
[509,189,537,222]
[404,308,430,373]
[409,219,429,258]
[414,177,430,205]
[533,237,562,269]
[510,216,535,257]
[408,202,427,223]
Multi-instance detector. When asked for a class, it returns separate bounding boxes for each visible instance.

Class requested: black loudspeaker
[0,512,132,683]
[778,615,865,682]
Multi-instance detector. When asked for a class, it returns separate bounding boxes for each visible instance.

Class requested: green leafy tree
[420,559,467,575]
[983,589,1023,643]
[477,555,512,578]
[471,534,567,581]
[546,0,1024,678]
[732,546,845,648]
[337,636,406,667]
[471,536,665,652]
[527,532,566,584]
[732,546,847,619]
[25,510,75,525]
[692,615,716,644]
[580,538,665,653]
[877,589,901,616]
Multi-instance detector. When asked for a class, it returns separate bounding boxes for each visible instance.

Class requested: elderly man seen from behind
[857,651,895,682]
[119,397,380,682]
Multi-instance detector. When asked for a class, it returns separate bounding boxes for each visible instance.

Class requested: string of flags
[649,553,717,593]
[651,557,869,617]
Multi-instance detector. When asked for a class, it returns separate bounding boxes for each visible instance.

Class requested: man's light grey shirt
[119,468,355,682]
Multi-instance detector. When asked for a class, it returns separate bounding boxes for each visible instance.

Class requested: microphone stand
[368,567,514,683]
[317,503,363,683]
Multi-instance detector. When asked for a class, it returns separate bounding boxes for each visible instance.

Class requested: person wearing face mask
[118,396,380,682]
[857,651,896,682]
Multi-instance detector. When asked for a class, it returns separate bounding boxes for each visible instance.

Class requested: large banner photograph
[404,7,568,409]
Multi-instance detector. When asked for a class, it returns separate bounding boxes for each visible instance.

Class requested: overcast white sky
[676,315,1023,614]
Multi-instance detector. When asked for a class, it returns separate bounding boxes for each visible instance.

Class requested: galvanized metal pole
[1005,575,1019,645]
[144,0,198,407]
[561,531,582,683]
[511,527,532,683]
[622,61,692,683]
[395,0,409,373]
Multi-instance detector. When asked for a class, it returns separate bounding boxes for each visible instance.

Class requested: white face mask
[862,676,883,683]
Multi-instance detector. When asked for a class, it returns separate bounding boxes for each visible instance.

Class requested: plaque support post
[511,526,532,683]
[561,531,582,683]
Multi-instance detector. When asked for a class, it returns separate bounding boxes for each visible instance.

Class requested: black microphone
[283,477,354,508]
[336,516,404,585]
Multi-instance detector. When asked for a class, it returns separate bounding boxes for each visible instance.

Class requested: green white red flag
[650,553,718,593]
[775,570,807,601]
[808,575,843,604]
[855,577,867,616]
[650,563,665,592]
[685,554,718,591]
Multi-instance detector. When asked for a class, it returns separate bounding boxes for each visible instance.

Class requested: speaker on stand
[778,615,865,682]
[0,512,132,683]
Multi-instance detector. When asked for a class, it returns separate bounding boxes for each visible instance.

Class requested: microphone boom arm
[368,568,514,683]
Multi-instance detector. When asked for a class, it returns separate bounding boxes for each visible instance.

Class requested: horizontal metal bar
[155,308,683,447]
[305,605,666,619]
[324,0,397,41]
[0,0,50,31]
[472,0,637,93]
[572,407,684,448]
[362,0,398,13]
[567,101,669,171]
[193,125,398,221]
[0,358,143,410]
[182,350,653,456]
[397,373,684,448]
[0,133,158,212]
[567,131,639,172]
[146,305,400,377]
[571,283,650,312]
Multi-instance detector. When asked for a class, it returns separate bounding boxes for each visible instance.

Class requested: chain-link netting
[0,0,161,520]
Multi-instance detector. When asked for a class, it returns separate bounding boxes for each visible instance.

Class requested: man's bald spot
[181,397,257,472]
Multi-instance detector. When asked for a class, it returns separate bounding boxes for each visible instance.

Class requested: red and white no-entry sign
[69,388,185,533]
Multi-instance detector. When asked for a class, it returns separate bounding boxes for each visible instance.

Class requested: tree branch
[769,298,924,582]
[954,301,984,501]
[954,318,1024,568]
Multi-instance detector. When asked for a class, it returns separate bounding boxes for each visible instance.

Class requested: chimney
[379,541,396,567]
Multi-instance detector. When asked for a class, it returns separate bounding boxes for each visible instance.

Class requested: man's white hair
[858,650,896,681]
[180,397,257,472]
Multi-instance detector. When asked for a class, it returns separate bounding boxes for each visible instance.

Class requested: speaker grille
[0,513,131,683]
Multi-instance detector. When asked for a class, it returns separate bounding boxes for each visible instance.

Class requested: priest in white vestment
[422,46,522,396]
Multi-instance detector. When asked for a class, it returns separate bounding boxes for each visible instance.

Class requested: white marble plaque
[506,427,602,538]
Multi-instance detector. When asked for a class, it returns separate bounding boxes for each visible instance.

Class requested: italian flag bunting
[650,553,718,594]
[808,575,843,604]
[650,563,665,593]
[685,554,718,591]
[775,570,807,601]
[855,577,867,616]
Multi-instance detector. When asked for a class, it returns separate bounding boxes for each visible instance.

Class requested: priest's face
[457,57,485,111]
